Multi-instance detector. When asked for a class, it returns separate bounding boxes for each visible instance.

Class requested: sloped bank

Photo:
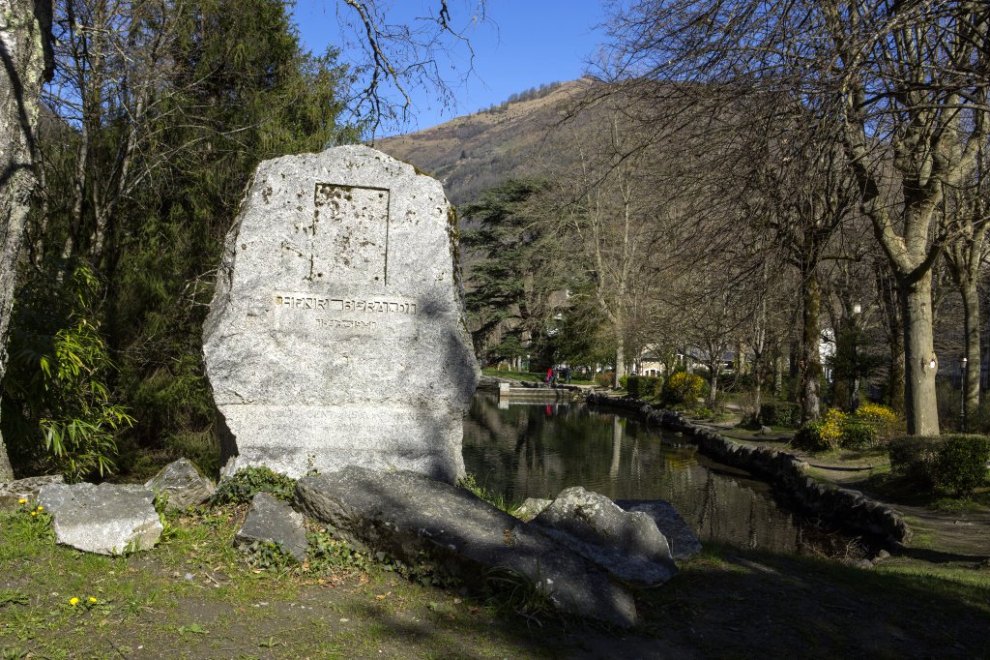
[586,394,912,551]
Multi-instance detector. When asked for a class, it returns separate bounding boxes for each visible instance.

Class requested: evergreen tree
[2,0,355,478]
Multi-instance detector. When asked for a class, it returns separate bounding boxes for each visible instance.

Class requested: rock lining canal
[463,393,862,557]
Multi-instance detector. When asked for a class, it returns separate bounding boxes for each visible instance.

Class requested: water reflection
[463,393,829,555]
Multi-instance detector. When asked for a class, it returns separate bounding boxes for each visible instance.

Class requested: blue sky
[290,1,608,135]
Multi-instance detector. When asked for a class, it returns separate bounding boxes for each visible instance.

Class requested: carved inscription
[274,294,417,315]
[317,319,378,329]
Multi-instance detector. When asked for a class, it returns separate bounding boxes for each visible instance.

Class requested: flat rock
[38,483,163,555]
[296,466,637,628]
[0,475,64,509]
[145,458,215,510]
[532,487,677,587]
[514,497,552,521]
[616,500,703,561]
[203,145,479,481]
[235,492,308,562]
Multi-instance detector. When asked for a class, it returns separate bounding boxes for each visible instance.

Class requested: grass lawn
[2,499,989,658]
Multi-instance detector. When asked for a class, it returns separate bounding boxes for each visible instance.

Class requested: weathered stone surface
[235,492,308,562]
[616,500,703,561]
[203,145,478,481]
[532,487,677,587]
[38,483,163,555]
[514,497,552,521]
[0,475,64,509]
[145,458,215,510]
[296,467,637,628]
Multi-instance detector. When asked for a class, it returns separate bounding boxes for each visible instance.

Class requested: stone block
[203,146,478,481]
[38,483,163,555]
[532,487,677,587]
[296,467,637,628]
[0,475,63,509]
[235,492,308,562]
[145,458,215,510]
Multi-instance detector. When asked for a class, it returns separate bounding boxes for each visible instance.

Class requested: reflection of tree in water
[463,394,825,554]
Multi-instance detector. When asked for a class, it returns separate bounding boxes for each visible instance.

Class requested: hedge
[888,435,990,496]
[627,375,663,401]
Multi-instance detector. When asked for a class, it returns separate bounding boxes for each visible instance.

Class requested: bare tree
[604,0,990,434]
[338,0,486,135]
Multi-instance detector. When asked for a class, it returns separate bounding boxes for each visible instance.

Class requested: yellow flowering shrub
[819,409,847,446]
[852,403,903,441]
[793,408,846,451]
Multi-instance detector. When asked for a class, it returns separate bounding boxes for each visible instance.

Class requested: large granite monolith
[203,145,479,481]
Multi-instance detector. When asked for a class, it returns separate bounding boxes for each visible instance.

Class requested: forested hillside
[378,79,599,205]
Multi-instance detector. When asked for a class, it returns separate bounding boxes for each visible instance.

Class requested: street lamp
[961,356,968,432]
[850,304,862,411]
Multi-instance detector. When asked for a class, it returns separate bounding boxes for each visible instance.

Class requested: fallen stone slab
[0,475,64,509]
[145,458,215,511]
[514,497,552,521]
[296,467,637,628]
[616,500,703,561]
[235,492,308,562]
[532,487,677,587]
[38,483,163,555]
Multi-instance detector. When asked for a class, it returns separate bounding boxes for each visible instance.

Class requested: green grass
[3,501,989,658]
[481,368,544,382]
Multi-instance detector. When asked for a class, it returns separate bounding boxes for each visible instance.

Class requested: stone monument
[203,145,479,481]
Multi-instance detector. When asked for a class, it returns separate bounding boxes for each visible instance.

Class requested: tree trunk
[614,334,625,388]
[800,269,822,423]
[707,362,720,408]
[960,277,981,425]
[901,271,940,436]
[0,0,52,481]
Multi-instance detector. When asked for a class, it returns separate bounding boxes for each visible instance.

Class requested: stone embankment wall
[586,394,912,550]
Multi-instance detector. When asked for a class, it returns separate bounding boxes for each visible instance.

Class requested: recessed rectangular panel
[314,183,390,285]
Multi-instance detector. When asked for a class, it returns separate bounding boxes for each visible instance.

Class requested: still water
[463,393,843,555]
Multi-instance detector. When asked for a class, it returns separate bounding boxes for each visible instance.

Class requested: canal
[463,393,854,556]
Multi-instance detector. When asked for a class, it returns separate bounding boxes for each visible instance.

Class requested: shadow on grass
[638,542,990,658]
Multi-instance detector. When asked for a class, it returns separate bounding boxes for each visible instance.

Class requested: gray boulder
[532,487,677,587]
[616,500,703,561]
[144,458,215,510]
[235,492,308,562]
[514,497,552,521]
[0,475,64,509]
[38,483,163,555]
[296,467,637,628]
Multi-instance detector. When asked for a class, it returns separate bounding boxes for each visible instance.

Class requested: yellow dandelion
[30,511,38,517]
[36,505,44,511]
[17,498,27,505]
[88,597,97,604]
[69,597,80,606]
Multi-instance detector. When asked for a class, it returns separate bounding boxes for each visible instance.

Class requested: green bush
[594,371,614,388]
[840,420,878,449]
[933,436,990,496]
[792,422,827,451]
[888,436,937,485]
[618,374,629,390]
[626,375,663,401]
[889,435,990,496]
[759,402,799,428]
[2,266,134,481]
[211,467,297,505]
[661,372,707,409]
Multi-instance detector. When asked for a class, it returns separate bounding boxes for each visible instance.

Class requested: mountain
[376,78,602,206]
